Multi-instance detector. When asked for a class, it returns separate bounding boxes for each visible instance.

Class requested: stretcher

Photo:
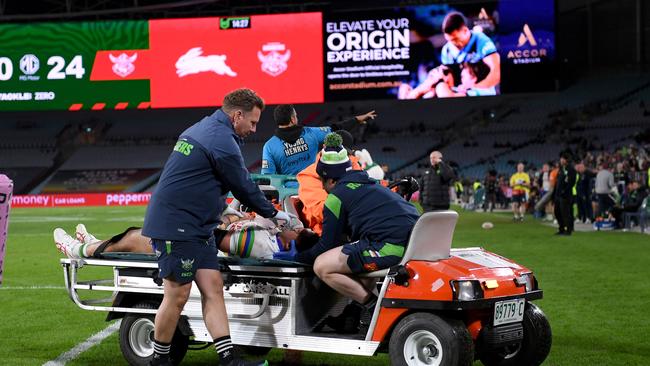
[60,209,551,366]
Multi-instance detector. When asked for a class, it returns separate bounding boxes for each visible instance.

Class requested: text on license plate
[493,298,525,326]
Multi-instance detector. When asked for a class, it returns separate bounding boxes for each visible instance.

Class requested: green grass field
[1,206,649,365]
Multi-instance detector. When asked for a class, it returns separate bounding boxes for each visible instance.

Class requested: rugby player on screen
[398,11,500,99]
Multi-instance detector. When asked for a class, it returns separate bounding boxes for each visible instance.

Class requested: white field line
[0,285,66,290]
[43,320,121,366]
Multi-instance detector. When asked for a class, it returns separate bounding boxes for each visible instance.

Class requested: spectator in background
[509,163,530,222]
[536,163,552,219]
[614,162,628,196]
[611,180,647,228]
[261,104,376,175]
[419,151,455,211]
[595,163,616,217]
[483,169,498,212]
[575,162,595,224]
[554,152,576,235]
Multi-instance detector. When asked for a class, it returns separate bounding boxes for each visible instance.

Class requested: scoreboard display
[0,1,555,112]
[0,21,150,111]
[0,13,323,111]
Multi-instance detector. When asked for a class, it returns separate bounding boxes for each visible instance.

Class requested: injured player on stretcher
[54,206,319,261]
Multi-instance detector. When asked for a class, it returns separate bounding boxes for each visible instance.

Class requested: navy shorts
[342,239,405,273]
[512,193,527,204]
[152,239,220,284]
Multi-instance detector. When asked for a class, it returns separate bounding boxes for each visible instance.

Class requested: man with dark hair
[296,133,419,333]
[554,152,577,235]
[483,169,498,212]
[575,162,595,224]
[261,104,376,175]
[440,11,500,92]
[142,88,290,366]
[419,151,455,211]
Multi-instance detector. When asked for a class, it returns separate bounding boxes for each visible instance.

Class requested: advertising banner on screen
[323,0,554,101]
[11,193,151,208]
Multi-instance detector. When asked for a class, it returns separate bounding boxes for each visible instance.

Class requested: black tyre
[118,302,189,366]
[479,302,552,366]
[389,312,474,366]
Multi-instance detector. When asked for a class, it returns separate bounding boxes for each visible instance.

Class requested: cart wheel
[118,302,189,366]
[389,313,473,366]
[479,303,552,366]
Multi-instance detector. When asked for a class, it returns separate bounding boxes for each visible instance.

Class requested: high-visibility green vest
[473,181,482,191]
[572,173,579,196]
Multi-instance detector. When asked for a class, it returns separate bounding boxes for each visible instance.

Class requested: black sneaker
[324,303,362,333]
[223,358,269,366]
[150,355,173,366]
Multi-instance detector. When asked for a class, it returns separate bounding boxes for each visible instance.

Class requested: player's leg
[103,228,152,253]
[313,246,369,303]
[72,225,152,256]
[512,198,519,220]
[194,269,229,337]
[152,277,192,365]
[193,238,267,366]
[150,239,194,365]
[519,196,527,220]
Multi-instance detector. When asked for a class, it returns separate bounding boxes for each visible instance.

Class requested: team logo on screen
[175,47,237,78]
[19,54,40,81]
[258,42,291,77]
[109,53,137,78]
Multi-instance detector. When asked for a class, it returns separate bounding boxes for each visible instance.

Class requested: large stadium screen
[323,0,555,101]
[0,13,323,111]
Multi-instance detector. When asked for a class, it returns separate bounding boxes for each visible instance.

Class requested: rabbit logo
[109,53,137,78]
[258,42,291,77]
[175,47,237,78]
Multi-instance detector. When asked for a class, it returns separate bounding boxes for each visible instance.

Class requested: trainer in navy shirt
[143,110,277,242]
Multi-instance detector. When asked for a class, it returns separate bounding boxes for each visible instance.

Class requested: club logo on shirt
[283,137,308,157]
[173,139,194,156]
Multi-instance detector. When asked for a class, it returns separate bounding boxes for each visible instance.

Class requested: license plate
[493,298,525,326]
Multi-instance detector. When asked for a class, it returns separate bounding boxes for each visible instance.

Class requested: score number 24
[0,55,85,81]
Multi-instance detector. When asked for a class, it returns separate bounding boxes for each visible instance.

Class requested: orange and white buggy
[61,204,551,366]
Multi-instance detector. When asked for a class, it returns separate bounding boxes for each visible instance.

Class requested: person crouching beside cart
[295,133,420,333]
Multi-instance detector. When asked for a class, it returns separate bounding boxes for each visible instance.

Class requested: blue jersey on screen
[261,126,331,175]
[441,31,497,65]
